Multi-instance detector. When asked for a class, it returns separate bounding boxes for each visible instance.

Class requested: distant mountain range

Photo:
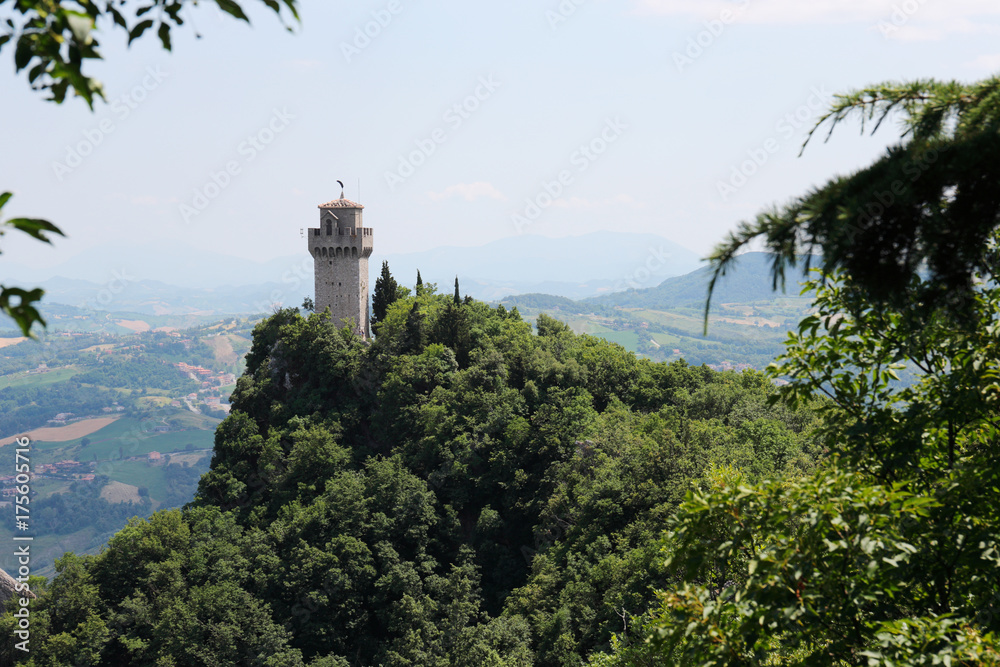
[501,252,817,315]
[378,233,702,300]
[0,252,819,373]
[583,251,817,309]
[0,233,704,313]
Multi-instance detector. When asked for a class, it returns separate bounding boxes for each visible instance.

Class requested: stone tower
[308,192,374,337]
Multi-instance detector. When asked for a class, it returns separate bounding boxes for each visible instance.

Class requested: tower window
[325,220,332,236]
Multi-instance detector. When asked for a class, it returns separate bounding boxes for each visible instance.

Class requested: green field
[98,459,179,505]
[32,415,219,463]
[29,477,74,500]
[647,332,685,348]
[587,329,641,351]
[165,411,221,430]
[0,366,80,390]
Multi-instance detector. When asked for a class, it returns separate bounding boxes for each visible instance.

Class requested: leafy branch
[704,76,1000,327]
[0,0,299,107]
[0,191,64,334]
[0,0,299,333]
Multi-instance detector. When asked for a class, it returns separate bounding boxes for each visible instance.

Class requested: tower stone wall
[308,194,373,337]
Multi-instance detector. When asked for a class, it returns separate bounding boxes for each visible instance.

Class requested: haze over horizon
[0,231,708,314]
[4,1,1000,282]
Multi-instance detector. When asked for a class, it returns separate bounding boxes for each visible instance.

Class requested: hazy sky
[3,0,1000,274]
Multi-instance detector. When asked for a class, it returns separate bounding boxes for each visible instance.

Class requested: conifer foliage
[371,261,406,331]
[707,76,1000,319]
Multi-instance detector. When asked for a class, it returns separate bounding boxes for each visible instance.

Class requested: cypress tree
[434,299,471,367]
[404,301,427,352]
[454,276,461,305]
[372,261,401,330]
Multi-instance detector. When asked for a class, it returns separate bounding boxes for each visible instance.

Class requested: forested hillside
[5,286,820,665]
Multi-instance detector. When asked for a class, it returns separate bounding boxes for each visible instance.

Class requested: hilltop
[0,256,809,579]
[8,288,820,665]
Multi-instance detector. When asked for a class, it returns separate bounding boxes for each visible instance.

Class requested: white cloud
[964,53,1000,71]
[427,182,506,202]
[878,17,1000,41]
[635,0,1000,36]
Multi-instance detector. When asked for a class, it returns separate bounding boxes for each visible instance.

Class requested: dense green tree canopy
[6,289,818,665]
[594,267,1000,665]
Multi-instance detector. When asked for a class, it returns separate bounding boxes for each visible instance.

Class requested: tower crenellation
[308,191,374,337]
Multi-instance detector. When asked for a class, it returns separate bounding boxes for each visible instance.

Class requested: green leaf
[128,20,155,45]
[282,0,301,21]
[6,217,65,244]
[158,23,172,51]
[216,0,251,22]
[14,34,32,70]
[27,62,46,84]
[0,192,12,210]
[109,8,128,29]
[0,286,47,336]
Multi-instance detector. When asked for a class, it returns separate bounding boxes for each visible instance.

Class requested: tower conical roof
[318,193,364,209]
